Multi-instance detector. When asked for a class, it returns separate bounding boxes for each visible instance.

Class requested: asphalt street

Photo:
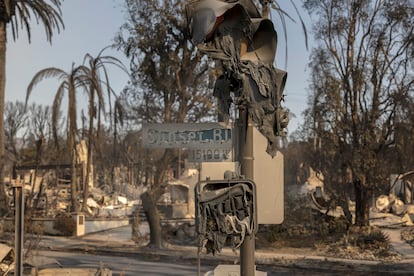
[31,224,414,275]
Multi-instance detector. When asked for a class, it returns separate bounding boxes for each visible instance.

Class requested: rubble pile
[375,194,413,217]
[256,187,349,251]
[371,193,414,228]
[0,244,13,275]
[258,183,403,262]
[83,187,142,218]
[6,176,144,218]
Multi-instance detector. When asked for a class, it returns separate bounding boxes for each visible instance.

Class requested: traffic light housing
[186,0,289,157]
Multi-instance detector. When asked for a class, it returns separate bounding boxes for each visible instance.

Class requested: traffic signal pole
[239,109,255,276]
[186,2,287,275]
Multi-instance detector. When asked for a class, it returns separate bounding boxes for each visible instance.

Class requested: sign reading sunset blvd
[142,123,232,149]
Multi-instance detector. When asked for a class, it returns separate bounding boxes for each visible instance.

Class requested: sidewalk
[36,225,414,274]
[383,228,414,259]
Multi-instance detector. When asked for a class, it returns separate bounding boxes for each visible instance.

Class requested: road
[29,250,215,275]
[26,250,360,276]
[26,225,414,275]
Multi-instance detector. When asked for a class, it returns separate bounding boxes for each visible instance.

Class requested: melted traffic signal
[186,0,289,157]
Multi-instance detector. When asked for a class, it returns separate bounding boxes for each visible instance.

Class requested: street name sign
[142,123,232,149]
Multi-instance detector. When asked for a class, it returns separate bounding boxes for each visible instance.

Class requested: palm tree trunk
[82,151,92,212]
[71,148,79,213]
[0,22,8,215]
[83,88,95,212]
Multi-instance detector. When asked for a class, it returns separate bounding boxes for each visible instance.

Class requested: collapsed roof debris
[0,243,13,275]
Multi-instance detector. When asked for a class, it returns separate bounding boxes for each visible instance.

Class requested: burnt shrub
[53,213,75,236]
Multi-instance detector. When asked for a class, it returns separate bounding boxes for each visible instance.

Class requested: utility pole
[13,177,24,276]
[239,109,255,276]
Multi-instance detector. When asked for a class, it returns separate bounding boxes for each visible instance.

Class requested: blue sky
[6,0,129,114]
[5,0,312,133]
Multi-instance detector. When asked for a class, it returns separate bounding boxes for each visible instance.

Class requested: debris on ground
[255,180,405,263]
[324,226,401,262]
[162,222,197,246]
[401,226,414,247]
[0,243,14,275]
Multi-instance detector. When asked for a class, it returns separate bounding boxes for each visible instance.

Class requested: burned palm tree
[26,64,88,213]
[80,48,129,212]
[0,0,63,215]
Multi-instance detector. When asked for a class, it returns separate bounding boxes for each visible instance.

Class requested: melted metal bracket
[195,179,257,254]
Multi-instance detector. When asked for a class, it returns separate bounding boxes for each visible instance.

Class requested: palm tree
[80,48,128,211]
[26,64,88,213]
[0,0,64,214]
